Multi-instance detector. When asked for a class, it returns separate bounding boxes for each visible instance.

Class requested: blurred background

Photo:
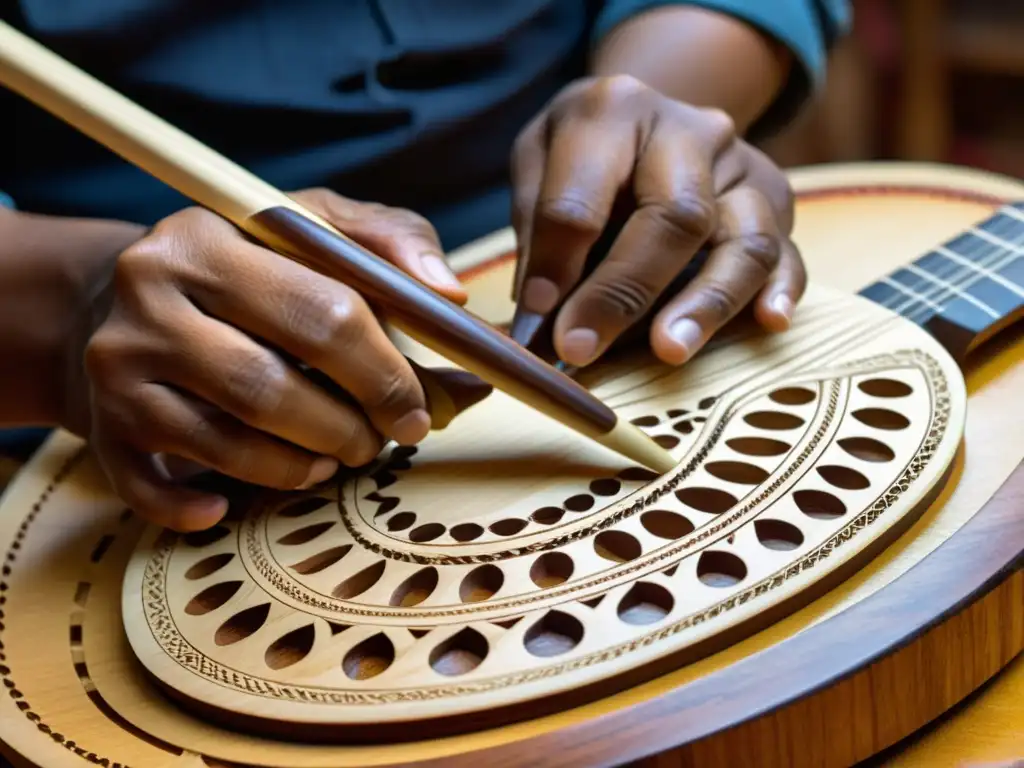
[762,0,1024,178]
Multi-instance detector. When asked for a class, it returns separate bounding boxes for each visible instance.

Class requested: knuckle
[535,195,605,235]
[587,274,655,321]
[699,283,741,323]
[114,237,170,286]
[83,329,127,385]
[364,369,419,415]
[646,196,716,242]
[701,107,737,141]
[222,348,287,422]
[290,290,367,360]
[736,232,781,274]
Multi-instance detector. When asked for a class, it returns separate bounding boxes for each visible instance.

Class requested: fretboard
[859,201,1024,361]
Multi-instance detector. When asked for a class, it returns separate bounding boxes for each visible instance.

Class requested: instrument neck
[858,201,1024,362]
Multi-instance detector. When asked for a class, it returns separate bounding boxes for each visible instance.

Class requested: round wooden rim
[397,172,1023,767]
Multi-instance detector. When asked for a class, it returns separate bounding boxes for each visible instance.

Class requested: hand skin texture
[509,5,805,369]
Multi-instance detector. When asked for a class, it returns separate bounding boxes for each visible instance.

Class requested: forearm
[0,207,144,428]
[590,5,793,134]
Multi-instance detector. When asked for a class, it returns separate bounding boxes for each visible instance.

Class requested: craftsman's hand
[77,190,469,531]
[510,75,804,366]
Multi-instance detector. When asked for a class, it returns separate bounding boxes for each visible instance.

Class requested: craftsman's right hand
[75,189,469,532]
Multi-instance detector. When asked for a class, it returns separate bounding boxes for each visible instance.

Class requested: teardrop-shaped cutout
[523,610,584,657]
[769,386,816,405]
[215,603,270,646]
[185,581,242,615]
[654,434,680,449]
[460,564,504,603]
[838,437,895,463]
[594,530,642,563]
[386,512,416,531]
[858,378,913,398]
[450,523,484,542]
[290,545,352,575]
[673,420,694,434]
[265,623,315,670]
[744,411,805,430]
[333,560,387,599]
[184,552,235,580]
[793,489,847,519]
[675,487,737,515]
[726,437,791,456]
[618,467,659,482]
[183,525,230,548]
[817,465,870,490]
[277,522,335,546]
[564,494,595,512]
[278,497,330,518]
[617,581,674,625]
[754,519,805,551]
[409,523,446,543]
[705,461,770,485]
[531,507,564,525]
[852,408,910,431]
[696,551,747,587]
[630,415,660,427]
[530,552,574,588]
[342,632,394,680]
[489,518,528,536]
[589,478,622,496]
[390,567,439,607]
[641,510,694,540]
[429,628,489,676]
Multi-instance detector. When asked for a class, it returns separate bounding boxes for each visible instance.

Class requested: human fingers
[753,237,806,332]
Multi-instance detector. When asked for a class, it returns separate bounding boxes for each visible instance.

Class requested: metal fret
[902,264,1000,319]
[934,245,1024,299]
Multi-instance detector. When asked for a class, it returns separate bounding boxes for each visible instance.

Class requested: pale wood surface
[0,162,1020,766]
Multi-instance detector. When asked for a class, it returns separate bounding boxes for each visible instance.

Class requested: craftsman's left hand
[509,75,804,367]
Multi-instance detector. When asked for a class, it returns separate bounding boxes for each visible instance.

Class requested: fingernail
[521,277,560,314]
[510,309,546,347]
[668,318,704,359]
[560,328,600,366]
[392,408,431,445]
[421,254,462,290]
[771,294,794,323]
[302,456,339,489]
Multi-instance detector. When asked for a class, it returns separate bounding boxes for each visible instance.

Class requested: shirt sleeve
[0,190,13,209]
[593,0,852,139]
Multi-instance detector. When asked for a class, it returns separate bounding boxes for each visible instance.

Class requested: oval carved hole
[450,523,483,542]
[277,521,335,546]
[839,437,895,463]
[858,378,913,398]
[705,461,770,485]
[265,623,315,670]
[754,519,805,551]
[290,545,351,575]
[852,408,910,431]
[589,478,622,497]
[333,560,387,600]
[278,497,330,518]
[654,434,681,449]
[409,523,446,543]
[726,437,791,457]
[594,530,642,563]
[386,512,416,532]
[429,628,489,676]
[342,632,394,680]
[523,610,584,657]
[793,489,847,519]
[675,487,738,515]
[185,581,242,616]
[390,567,439,607]
[530,552,574,588]
[697,551,748,587]
[817,465,870,490]
[673,420,694,434]
[630,415,660,427]
[641,510,694,540]
[618,467,659,483]
[617,581,674,625]
[769,386,816,405]
[565,494,595,512]
[184,553,235,580]
[489,518,528,536]
[183,525,230,548]
[744,411,806,431]
[531,507,564,525]
[460,564,504,603]
[215,603,270,646]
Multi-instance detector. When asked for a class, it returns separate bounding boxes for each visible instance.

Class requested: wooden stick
[0,22,676,474]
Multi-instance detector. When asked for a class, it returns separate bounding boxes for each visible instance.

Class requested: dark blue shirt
[2,0,849,249]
